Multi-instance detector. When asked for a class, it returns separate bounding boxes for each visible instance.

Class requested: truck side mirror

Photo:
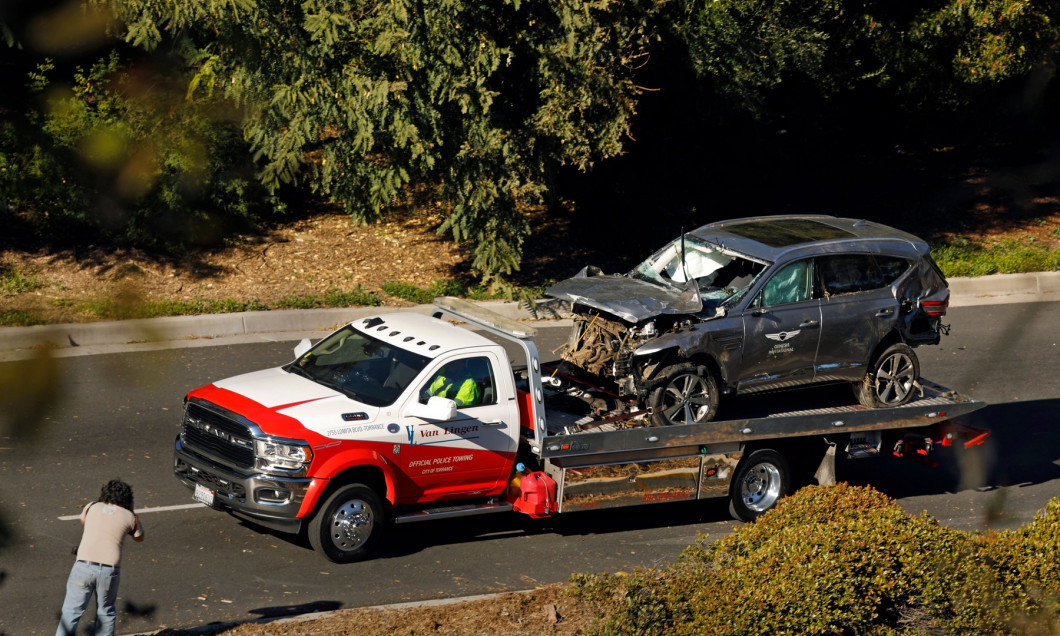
[405,396,458,421]
[293,338,312,358]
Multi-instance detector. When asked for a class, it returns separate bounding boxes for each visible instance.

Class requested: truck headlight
[254,439,313,473]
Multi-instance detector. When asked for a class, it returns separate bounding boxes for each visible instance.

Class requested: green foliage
[381,281,436,305]
[381,278,499,304]
[275,286,381,310]
[0,310,47,327]
[675,0,848,114]
[573,484,1060,635]
[28,286,382,321]
[931,236,1060,277]
[75,296,269,320]
[74,287,384,318]
[0,47,283,249]
[429,279,474,299]
[7,0,1059,284]
[903,0,1056,86]
[102,0,660,282]
[676,0,1060,116]
[0,266,47,295]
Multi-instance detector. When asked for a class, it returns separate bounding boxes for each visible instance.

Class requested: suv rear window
[817,254,911,295]
[875,255,912,284]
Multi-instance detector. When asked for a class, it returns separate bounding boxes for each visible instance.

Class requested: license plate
[193,483,215,506]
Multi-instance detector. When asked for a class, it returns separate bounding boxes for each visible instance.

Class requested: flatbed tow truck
[173,297,988,562]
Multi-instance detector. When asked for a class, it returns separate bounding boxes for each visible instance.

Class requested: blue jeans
[56,560,121,636]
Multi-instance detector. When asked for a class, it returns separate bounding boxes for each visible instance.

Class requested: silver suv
[547,215,950,425]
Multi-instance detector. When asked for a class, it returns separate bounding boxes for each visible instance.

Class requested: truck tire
[729,449,790,522]
[854,342,920,408]
[308,484,383,563]
[648,363,719,426]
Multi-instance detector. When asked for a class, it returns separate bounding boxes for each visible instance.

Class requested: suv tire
[854,342,920,408]
[648,363,719,425]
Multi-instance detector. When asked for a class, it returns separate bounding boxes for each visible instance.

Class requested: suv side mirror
[405,396,458,421]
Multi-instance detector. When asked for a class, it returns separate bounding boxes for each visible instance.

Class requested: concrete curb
[1,273,1056,360]
[0,299,568,360]
[947,271,1060,303]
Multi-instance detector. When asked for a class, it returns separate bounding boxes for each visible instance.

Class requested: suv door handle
[799,320,820,328]
[481,420,506,428]
[875,308,895,317]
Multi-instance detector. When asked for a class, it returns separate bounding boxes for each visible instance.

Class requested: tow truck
[173,297,987,562]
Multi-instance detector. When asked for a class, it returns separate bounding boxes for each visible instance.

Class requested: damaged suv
[547,216,950,425]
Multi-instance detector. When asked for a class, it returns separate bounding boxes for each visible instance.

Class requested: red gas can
[512,471,557,518]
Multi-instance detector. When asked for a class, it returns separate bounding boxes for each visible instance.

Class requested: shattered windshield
[285,325,431,407]
[631,234,766,308]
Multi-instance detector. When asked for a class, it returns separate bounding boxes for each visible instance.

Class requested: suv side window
[874,255,912,285]
[760,260,815,307]
[818,254,884,296]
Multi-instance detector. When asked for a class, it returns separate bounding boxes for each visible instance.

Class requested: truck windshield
[285,326,431,407]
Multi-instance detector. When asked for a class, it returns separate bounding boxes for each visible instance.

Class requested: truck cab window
[421,357,496,407]
[289,326,430,407]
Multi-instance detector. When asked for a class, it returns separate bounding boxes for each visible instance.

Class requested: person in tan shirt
[56,479,144,636]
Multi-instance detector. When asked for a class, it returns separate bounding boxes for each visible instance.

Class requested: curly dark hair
[99,479,134,511]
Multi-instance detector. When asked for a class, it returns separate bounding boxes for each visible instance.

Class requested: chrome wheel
[856,343,920,408]
[649,363,719,425]
[309,484,383,563]
[737,462,783,513]
[873,349,917,405]
[729,449,790,522]
[325,498,375,553]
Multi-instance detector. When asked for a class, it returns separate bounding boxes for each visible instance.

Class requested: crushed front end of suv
[547,215,950,425]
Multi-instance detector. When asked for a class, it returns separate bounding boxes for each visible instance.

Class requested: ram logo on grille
[185,415,253,449]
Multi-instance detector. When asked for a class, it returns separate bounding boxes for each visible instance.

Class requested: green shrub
[0,266,46,295]
[573,485,1060,635]
[322,287,382,307]
[1,51,285,250]
[381,281,435,304]
[0,309,47,327]
[429,279,471,298]
[932,236,1060,277]
[275,286,381,309]
[75,296,271,320]
[381,279,485,304]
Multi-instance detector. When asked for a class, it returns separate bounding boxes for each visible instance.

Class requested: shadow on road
[838,398,1060,496]
[228,399,1057,564]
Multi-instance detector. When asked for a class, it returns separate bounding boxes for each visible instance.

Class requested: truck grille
[182,402,255,469]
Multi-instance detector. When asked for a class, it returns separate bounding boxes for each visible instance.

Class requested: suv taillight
[921,298,948,317]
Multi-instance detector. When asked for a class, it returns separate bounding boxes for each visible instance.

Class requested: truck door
[736,258,822,392]
[397,352,519,500]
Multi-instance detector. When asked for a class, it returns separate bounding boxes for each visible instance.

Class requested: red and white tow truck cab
[174,298,987,562]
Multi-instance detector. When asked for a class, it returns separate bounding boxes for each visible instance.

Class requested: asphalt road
[1,302,1058,635]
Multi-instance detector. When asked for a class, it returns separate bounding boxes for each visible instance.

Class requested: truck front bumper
[173,435,311,534]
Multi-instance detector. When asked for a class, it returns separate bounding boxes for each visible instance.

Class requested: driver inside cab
[424,359,481,407]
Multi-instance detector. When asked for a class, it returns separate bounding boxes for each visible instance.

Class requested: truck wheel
[854,343,920,408]
[648,363,719,426]
[308,484,383,563]
[729,449,790,522]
